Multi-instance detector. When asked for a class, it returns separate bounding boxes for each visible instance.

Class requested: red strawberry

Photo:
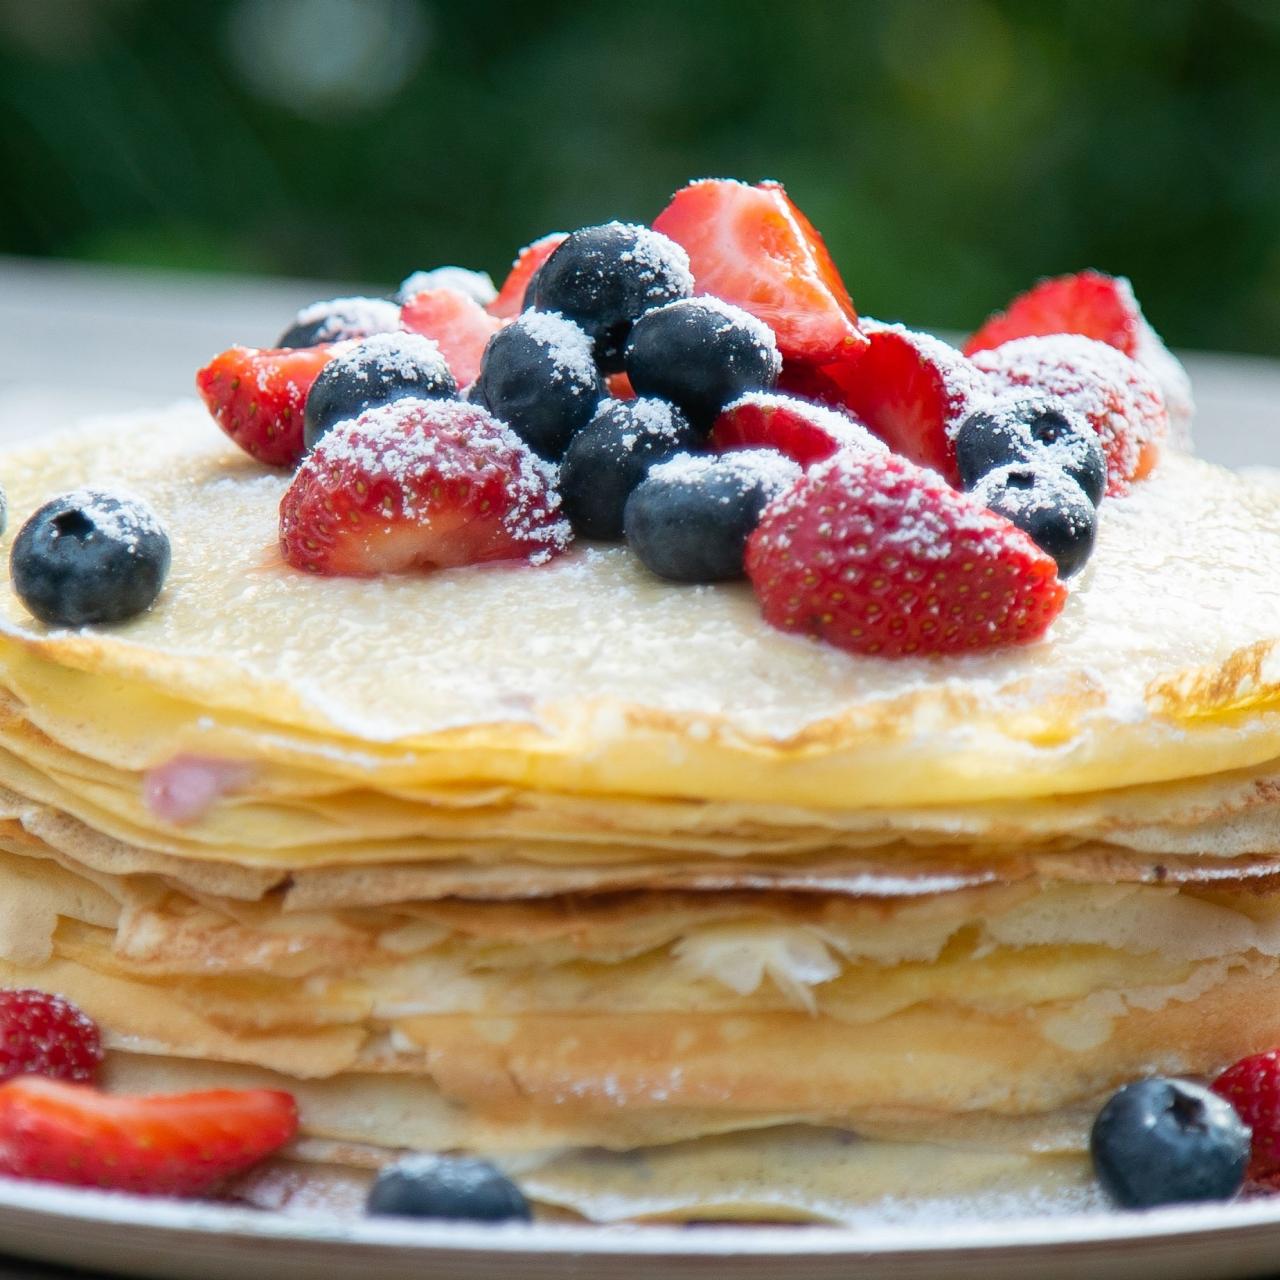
[488,232,569,320]
[971,335,1168,494]
[605,370,636,400]
[196,345,333,468]
[0,1076,297,1197]
[653,179,866,366]
[1213,1050,1280,1181]
[399,287,502,388]
[746,450,1066,657]
[711,392,884,468]
[279,398,570,577]
[0,991,101,1085]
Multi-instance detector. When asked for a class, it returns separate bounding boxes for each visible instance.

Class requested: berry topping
[0,991,101,1084]
[971,335,1168,494]
[746,451,1066,657]
[471,310,604,459]
[367,1154,531,1223]
[487,232,569,320]
[280,399,569,576]
[0,1077,298,1197]
[399,288,503,389]
[196,344,333,468]
[653,178,865,366]
[711,391,885,468]
[624,449,800,584]
[396,266,497,308]
[559,398,700,540]
[276,296,400,349]
[11,490,171,628]
[624,297,781,428]
[972,463,1097,579]
[303,333,457,451]
[1090,1078,1248,1210]
[1212,1049,1280,1181]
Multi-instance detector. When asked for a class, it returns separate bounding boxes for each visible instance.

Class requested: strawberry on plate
[399,287,502,388]
[196,345,333,468]
[279,398,571,576]
[0,990,101,1085]
[1213,1050,1280,1183]
[487,232,569,320]
[653,179,866,367]
[746,449,1066,657]
[711,392,884,468]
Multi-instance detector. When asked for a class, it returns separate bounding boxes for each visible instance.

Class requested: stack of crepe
[1,406,1280,1223]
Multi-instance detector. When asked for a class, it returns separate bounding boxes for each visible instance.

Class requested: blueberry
[10,490,171,628]
[471,311,604,459]
[395,267,497,308]
[533,223,692,371]
[366,1155,531,1223]
[277,296,401,349]
[303,333,456,450]
[973,463,1097,579]
[624,298,781,428]
[624,449,801,583]
[559,398,701,541]
[1090,1078,1248,1209]
[954,397,1107,507]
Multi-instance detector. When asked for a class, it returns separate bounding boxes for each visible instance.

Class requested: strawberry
[1214,1050,1280,1182]
[279,398,570,577]
[710,392,884,468]
[970,335,1168,494]
[605,370,636,400]
[746,450,1066,657]
[196,344,333,468]
[0,991,101,1085]
[0,1076,297,1196]
[652,179,866,366]
[487,232,568,320]
[399,287,502,388]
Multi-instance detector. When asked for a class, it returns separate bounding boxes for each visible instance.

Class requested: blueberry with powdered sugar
[395,266,497,308]
[303,333,457,450]
[11,490,171,627]
[276,296,401,349]
[624,449,801,583]
[973,462,1097,579]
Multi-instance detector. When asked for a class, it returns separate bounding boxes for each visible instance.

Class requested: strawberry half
[487,232,569,320]
[196,345,333,468]
[711,392,885,468]
[279,398,571,576]
[653,179,865,366]
[399,287,502,389]
[1213,1050,1280,1182]
[0,1077,297,1197]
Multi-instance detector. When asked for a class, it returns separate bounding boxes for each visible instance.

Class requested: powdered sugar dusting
[612,397,688,443]
[514,311,598,389]
[647,296,781,376]
[649,448,802,499]
[724,391,888,454]
[604,220,694,300]
[290,297,400,343]
[52,488,166,553]
[398,266,497,307]
[324,332,449,385]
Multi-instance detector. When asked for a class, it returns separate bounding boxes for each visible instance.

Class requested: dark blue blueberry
[533,223,692,371]
[10,490,171,627]
[277,296,401,349]
[973,463,1097,579]
[366,1155,531,1223]
[1090,1078,1248,1209]
[471,311,604,459]
[624,449,800,583]
[954,397,1107,507]
[395,267,497,308]
[303,333,457,450]
[624,298,781,428]
[559,398,701,541]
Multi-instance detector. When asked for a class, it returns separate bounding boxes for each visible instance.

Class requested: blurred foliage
[2,0,1279,354]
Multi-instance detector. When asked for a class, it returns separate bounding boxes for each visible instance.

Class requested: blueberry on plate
[303,333,457,450]
[624,298,781,428]
[471,311,604,459]
[366,1154,531,1223]
[954,396,1107,506]
[559,397,701,540]
[277,296,402,349]
[973,462,1097,579]
[10,489,171,628]
[395,267,497,308]
[533,223,692,371]
[1090,1078,1248,1210]
[624,448,801,583]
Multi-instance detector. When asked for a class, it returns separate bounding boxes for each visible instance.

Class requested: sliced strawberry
[1213,1050,1280,1181]
[653,179,866,366]
[487,232,569,320]
[279,398,570,577]
[399,287,502,388]
[0,990,101,1085]
[711,392,884,468]
[605,370,636,400]
[196,345,333,468]
[0,1076,297,1197]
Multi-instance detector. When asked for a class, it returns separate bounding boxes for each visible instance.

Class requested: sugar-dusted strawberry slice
[0,990,102,1085]
[711,392,884,468]
[279,398,571,576]
[0,1076,297,1196]
[653,179,866,366]
[196,345,333,468]
[746,450,1066,658]
[399,287,502,388]
[487,232,569,320]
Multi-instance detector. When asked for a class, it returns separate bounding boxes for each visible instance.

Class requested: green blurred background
[2,0,1279,355]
